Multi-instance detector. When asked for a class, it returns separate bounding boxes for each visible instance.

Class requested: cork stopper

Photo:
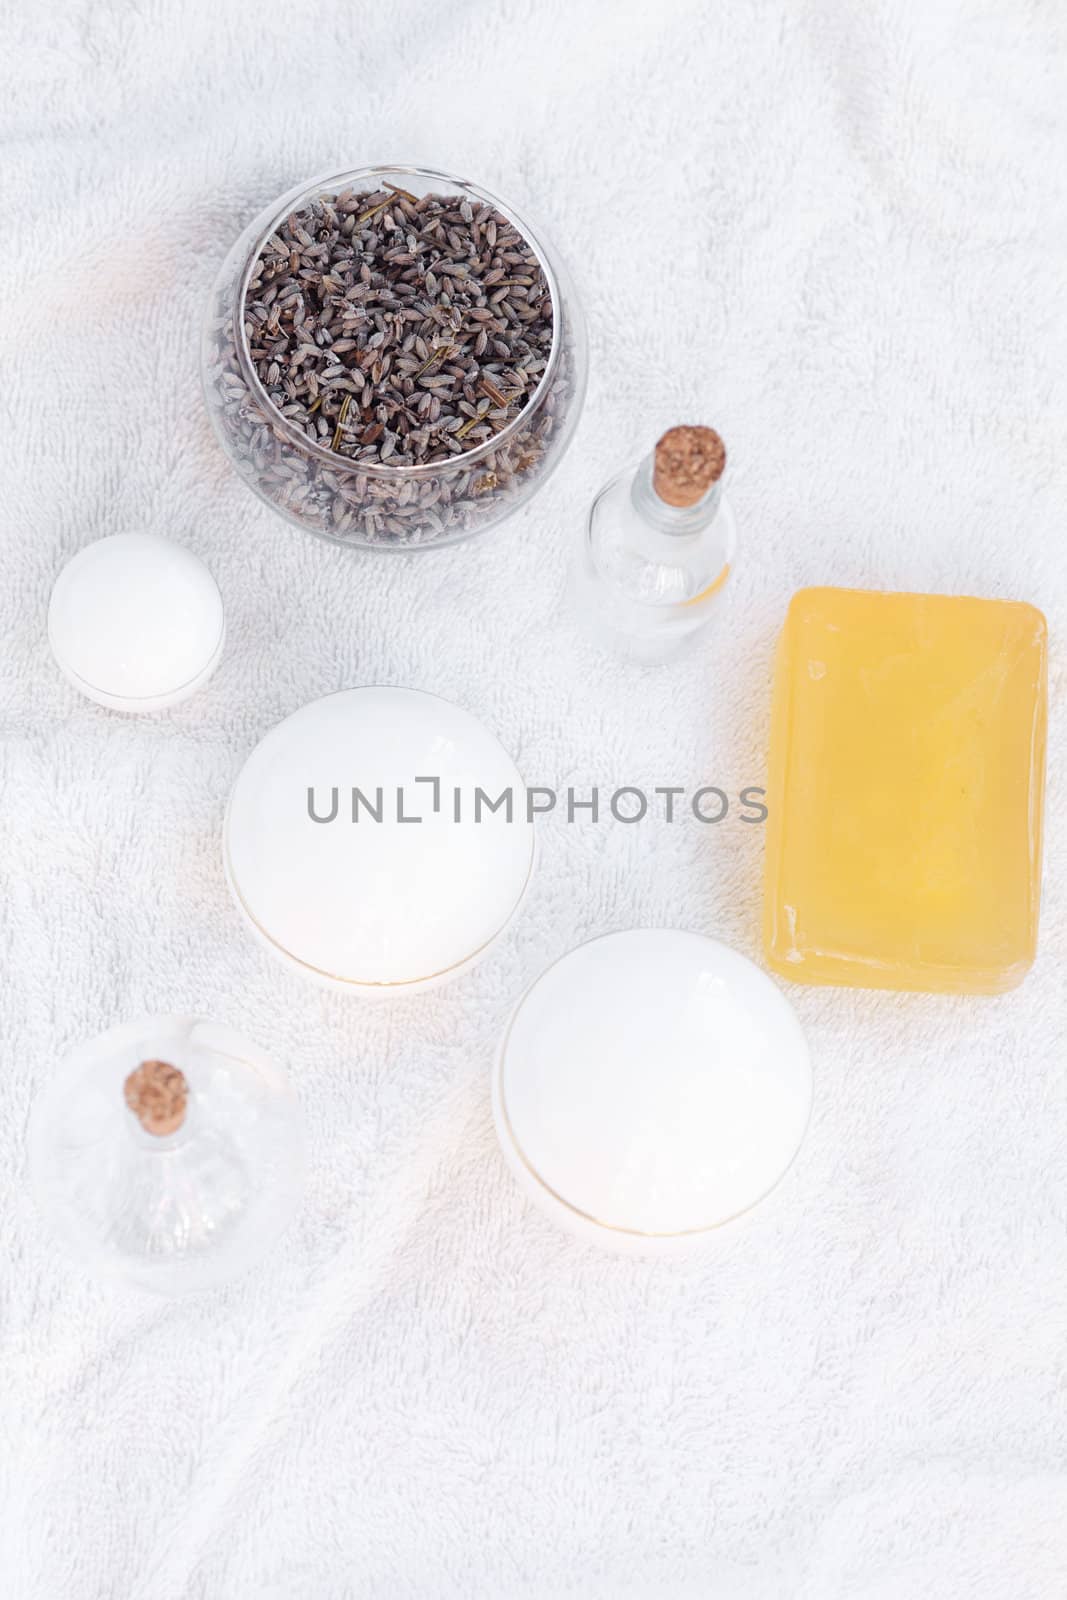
[124,1059,188,1137]
[653,426,727,508]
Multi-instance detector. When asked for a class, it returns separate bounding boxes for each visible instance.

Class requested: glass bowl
[201,165,587,551]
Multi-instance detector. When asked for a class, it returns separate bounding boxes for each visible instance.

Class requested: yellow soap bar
[763,587,1047,994]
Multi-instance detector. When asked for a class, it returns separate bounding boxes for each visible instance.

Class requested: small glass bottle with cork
[575,425,736,663]
[29,1016,305,1294]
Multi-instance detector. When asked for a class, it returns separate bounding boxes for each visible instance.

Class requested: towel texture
[1,1,1065,1595]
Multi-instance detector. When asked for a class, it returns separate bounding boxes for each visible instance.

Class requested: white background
[2,2,1065,1596]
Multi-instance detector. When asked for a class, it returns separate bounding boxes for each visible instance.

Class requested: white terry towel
[0,1,1065,1595]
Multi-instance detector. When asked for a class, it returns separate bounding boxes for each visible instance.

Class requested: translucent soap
[763,587,1047,994]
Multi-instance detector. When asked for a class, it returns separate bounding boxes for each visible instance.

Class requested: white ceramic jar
[48,533,225,712]
[225,687,535,991]
[493,929,812,1253]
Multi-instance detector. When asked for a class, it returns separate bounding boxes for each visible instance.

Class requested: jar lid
[493,930,812,1246]
[224,687,534,990]
[48,533,225,711]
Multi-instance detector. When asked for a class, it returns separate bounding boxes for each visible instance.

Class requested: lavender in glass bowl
[202,165,587,551]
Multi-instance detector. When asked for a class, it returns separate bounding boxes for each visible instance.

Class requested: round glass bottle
[29,1016,305,1294]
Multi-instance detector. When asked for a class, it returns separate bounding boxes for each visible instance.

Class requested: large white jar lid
[493,929,812,1249]
[48,533,225,711]
[224,687,534,990]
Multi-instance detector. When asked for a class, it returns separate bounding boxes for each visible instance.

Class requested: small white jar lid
[493,929,812,1249]
[224,687,535,991]
[48,533,225,712]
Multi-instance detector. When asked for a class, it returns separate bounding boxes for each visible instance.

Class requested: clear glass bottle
[29,1015,305,1295]
[575,426,736,663]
